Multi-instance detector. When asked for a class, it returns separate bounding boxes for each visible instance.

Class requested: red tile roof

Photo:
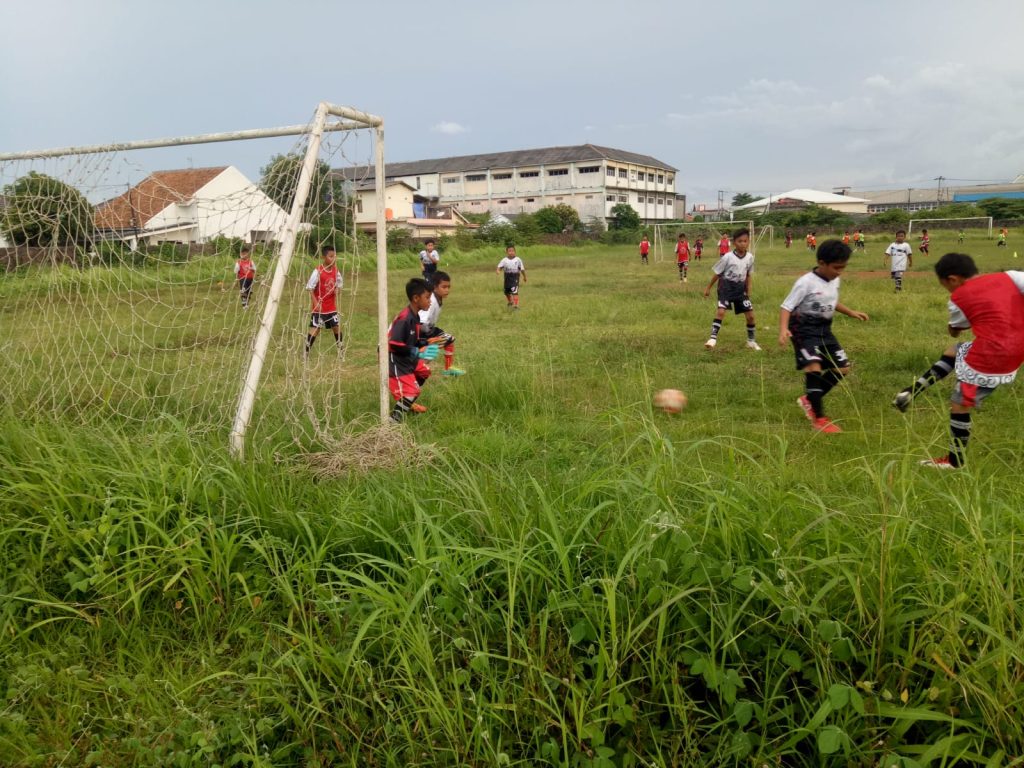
[95,167,226,229]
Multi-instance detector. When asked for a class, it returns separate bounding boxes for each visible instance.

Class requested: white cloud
[744,78,811,96]
[863,75,893,90]
[432,121,469,135]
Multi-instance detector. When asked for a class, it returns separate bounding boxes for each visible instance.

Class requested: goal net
[908,217,993,237]
[652,220,756,263]
[0,103,389,458]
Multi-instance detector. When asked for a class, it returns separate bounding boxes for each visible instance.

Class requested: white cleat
[746,340,762,351]
[704,338,717,350]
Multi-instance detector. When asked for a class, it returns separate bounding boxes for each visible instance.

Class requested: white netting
[908,217,993,237]
[652,220,756,263]
[0,109,381,452]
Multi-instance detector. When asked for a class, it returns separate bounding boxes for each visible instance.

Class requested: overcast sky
[2,0,1022,207]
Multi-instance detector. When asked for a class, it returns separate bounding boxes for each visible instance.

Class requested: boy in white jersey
[419,239,440,283]
[885,230,913,292]
[497,245,527,309]
[703,227,760,350]
[779,240,869,434]
[418,271,464,376]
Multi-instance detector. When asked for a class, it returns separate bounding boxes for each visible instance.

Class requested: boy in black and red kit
[388,278,439,423]
[305,245,343,355]
[234,246,256,308]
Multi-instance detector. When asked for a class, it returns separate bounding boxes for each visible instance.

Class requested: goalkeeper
[388,278,440,423]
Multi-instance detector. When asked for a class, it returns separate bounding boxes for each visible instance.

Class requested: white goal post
[652,220,756,263]
[908,217,993,237]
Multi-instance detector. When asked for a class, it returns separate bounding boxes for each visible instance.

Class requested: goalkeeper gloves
[415,344,440,361]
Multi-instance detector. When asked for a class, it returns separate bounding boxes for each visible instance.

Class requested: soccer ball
[654,388,688,414]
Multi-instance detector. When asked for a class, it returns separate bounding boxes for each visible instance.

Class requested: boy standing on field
[703,227,761,351]
[639,235,651,265]
[675,233,691,282]
[853,229,865,251]
[694,236,704,261]
[419,239,440,283]
[305,245,343,355]
[997,230,1007,247]
[780,240,869,434]
[717,233,730,257]
[843,231,851,245]
[891,253,1024,468]
[418,271,464,376]
[885,230,913,292]
[919,228,930,256]
[497,245,527,308]
[388,278,439,423]
[234,246,256,308]
[958,229,965,244]
[785,229,793,248]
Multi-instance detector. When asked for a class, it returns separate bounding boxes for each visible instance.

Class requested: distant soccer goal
[0,102,389,459]
[908,217,993,237]
[652,220,756,263]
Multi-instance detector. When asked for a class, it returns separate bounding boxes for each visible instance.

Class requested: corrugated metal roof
[331,143,676,180]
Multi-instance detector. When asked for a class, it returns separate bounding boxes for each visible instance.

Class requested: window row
[605,195,672,205]
[606,167,673,185]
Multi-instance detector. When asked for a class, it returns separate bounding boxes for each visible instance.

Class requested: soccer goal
[908,217,993,237]
[0,102,389,459]
[652,220,756,263]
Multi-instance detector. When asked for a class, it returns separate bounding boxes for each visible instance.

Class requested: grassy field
[1,230,1022,766]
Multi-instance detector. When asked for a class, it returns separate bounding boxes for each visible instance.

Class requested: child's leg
[332,326,343,348]
[897,344,957,401]
[801,362,826,418]
[893,271,903,292]
[388,374,422,423]
[744,310,757,343]
[947,403,972,468]
[305,324,321,353]
[709,306,726,340]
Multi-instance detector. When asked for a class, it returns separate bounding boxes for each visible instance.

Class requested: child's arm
[835,303,868,322]
[778,308,793,345]
[520,267,527,283]
[744,273,753,297]
[703,274,719,297]
[233,262,240,276]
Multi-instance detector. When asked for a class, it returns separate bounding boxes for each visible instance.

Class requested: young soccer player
[891,253,1024,468]
[885,230,913,292]
[675,233,691,282]
[853,229,865,251]
[779,240,869,434]
[958,228,965,244]
[842,231,851,245]
[717,233,730,257]
[305,245,343,355]
[703,227,761,351]
[639,235,651,265]
[694,236,704,261]
[810,232,818,250]
[497,245,527,308]
[919,228,930,255]
[997,230,1007,248]
[234,246,256,308]
[418,271,464,376]
[419,239,440,282]
[387,278,439,422]
[785,229,793,248]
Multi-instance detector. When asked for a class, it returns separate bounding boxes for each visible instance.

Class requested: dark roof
[331,143,676,180]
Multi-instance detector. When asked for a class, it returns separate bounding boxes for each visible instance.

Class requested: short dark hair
[895,229,906,236]
[817,239,852,264]
[424,239,435,246]
[240,246,251,254]
[405,277,431,300]
[732,227,750,241]
[433,270,451,284]
[934,253,978,280]
[678,232,685,238]
[322,245,336,256]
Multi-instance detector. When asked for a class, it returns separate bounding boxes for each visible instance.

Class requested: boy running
[497,245,527,308]
[885,230,913,292]
[639,235,651,265]
[780,240,869,434]
[703,227,761,351]
[891,253,1024,468]
[305,245,343,355]
[919,228,930,255]
[694,236,704,261]
[419,239,440,283]
[675,233,691,282]
[958,229,965,244]
[418,271,464,376]
[842,231,851,245]
[387,278,439,422]
[234,246,256,308]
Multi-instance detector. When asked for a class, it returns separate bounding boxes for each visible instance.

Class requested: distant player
[885,230,913,292]
[497,245,527,308]
[919,228,930,255]
[997,229,1007,247]
[418,271,464,376]
[717,233,730,257]
[842,231,851,245]
[703,227,761,351]
[958,228,965,244]
[305,245,343,355]
[810,232,818,249]
[780,239,869,434]
[387,278,439,422]
[675,233,691,282]
[785,229,793,248]
[419,239,440,283]
[234,246,255,308]
[639,235,651,265]
[694,236,704,261]
[853,229,865,251]
[892,253,1024,468]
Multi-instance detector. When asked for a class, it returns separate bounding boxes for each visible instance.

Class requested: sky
[2,0,1023,208]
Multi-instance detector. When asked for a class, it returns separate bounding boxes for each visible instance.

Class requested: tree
[259,153,334,220]
[975,197,1024,220]
[609,203,641,231]
[731,192,757,207]
[533,203,581,234]
[1,172,95,246]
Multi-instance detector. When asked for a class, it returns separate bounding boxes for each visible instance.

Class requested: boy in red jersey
[919,228,930,255]
[675,233,691,282]
[639,235,651,265]
[717,233,730,257]
[304,245,343,355]
[388,278,439,422]
[892,253,1024,468]
[784,229,793,248]
[694,236,704,261]
[234,246,256,308]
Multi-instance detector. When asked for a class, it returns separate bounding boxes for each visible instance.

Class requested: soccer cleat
[410,403,428,413]
[704,338,717,349]
[920,456,957,470]
[891,390,913,412]
[746,340,762,351]
[441,368,465,376]
[796,395,815,422]
[812,417,842,434]
[683,276,688,283]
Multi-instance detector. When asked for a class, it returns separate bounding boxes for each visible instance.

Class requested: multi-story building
[335,144,681,227]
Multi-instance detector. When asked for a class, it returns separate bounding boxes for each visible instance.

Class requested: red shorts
[388,359,431,401]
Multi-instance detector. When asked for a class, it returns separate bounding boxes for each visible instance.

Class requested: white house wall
[193,166,288,242]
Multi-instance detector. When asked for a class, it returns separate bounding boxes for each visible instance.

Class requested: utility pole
[717,190,726,221]
[934,176,945,205]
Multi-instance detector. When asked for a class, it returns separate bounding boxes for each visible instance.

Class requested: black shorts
[718,290,753,314]
[503,273,520,295]
[422,325,455,345]
[790,323,849,370]
[310,312,340,329]
[238,277,253,292]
